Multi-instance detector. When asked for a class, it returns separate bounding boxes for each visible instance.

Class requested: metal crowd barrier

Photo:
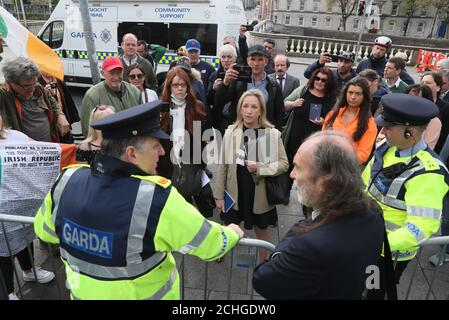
[177,238,276,300]
[393,236,449,300]
[1,212,448,300]
[0,214,62,300]
[0,213,275,300]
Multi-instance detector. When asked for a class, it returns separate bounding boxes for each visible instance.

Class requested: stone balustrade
[251,20,449,66]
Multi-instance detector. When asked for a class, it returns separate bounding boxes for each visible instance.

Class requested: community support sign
[0,142,76,227]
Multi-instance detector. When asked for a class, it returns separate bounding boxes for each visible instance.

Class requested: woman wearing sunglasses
[125,64,158,104]
[283,68,337,166]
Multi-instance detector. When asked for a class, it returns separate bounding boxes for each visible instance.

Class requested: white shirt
[141,89,158,103]
[170,104,186,162]
[122,55,138,67]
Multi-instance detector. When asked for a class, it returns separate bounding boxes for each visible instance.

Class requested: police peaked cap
[91,101,170,140]
[376,93,439,127]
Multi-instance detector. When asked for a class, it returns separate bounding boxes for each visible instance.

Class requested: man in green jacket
[80,56,141,137]
[0,57,70,142]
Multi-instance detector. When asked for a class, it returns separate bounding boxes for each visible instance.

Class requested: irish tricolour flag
[0,7,63,80]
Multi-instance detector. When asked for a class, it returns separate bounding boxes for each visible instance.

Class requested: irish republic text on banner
[0,7,64,80]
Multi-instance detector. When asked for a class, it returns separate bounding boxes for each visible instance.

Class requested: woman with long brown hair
[158,67,213,216]
[323,77,377,165]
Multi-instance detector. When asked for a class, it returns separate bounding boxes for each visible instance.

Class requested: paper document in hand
[201,170,210,188]
[224,190,235,213]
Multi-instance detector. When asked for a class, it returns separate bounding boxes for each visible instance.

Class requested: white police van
[37,0,246,87]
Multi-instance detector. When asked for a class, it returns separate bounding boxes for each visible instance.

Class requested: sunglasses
[315,76,327,83]
[128,73,144,80]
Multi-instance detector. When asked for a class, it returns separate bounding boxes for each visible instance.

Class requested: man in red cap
[80,56,141,136]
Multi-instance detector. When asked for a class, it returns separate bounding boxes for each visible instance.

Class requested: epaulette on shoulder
[132,175,172,189]
[416,151,440,172]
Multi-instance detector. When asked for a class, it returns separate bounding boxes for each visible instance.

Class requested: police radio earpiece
[404,128,412,139]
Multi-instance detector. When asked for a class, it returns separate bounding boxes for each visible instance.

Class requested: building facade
[264,0,446,39]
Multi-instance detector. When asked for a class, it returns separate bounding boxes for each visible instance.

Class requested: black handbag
[265,171,291,205]
[171,163,203,199]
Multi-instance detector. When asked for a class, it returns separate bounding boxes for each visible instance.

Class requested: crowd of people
[1,27,449,301]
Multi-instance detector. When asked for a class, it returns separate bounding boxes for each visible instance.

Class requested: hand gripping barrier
[391,236,449,300]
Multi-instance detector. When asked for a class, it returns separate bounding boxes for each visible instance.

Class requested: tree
[329,0,358,31]
[399,0,432,37]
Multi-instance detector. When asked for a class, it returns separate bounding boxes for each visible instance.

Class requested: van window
[39,21,64,49]
[118,22,217,56]
[169,24,217,56]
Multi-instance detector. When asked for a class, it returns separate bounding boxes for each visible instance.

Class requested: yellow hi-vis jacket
[34,160,240,300]
[362,141,449,261]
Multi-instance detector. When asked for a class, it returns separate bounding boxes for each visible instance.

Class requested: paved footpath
[16,163,449,300]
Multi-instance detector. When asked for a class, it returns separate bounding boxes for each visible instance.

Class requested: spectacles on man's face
[315,76,327,83]
[14,81,37,91]
[128,73,144,80]
[171,82,187,89]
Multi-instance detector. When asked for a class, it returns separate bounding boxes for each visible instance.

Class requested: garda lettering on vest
[62,218,113,259]
[405,222,421,238]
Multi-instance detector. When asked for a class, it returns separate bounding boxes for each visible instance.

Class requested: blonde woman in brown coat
[215,89,289,261]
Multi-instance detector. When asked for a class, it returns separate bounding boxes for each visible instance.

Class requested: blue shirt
[395,138,427,158]
[247,72,269,103]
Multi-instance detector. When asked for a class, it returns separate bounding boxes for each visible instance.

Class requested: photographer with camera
[304,51,357,93]
[235,21,257,65]
[214,45,285,131]
[208,44,238,133]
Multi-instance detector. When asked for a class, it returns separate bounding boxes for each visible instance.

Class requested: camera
[241,20,258,32]
[232,64,252,83]
[324,53,340,63]
[217,71,226,80]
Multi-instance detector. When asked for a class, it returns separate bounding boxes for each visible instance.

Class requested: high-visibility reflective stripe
[126,181,155,264]
[43,223,58,238]
[435,158,449,172]
[177,220,212,254]
[385,220,401,231]
[146,268,177,300]
[52,168,78,224]
[68,268,176,300]
[368,184,406,210]
[60,248,166,279]
[386,164,424,198]
[407,206,442,220]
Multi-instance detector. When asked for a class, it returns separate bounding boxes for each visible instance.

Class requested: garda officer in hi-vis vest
[34,101,244,300]
[362,93,449,299]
